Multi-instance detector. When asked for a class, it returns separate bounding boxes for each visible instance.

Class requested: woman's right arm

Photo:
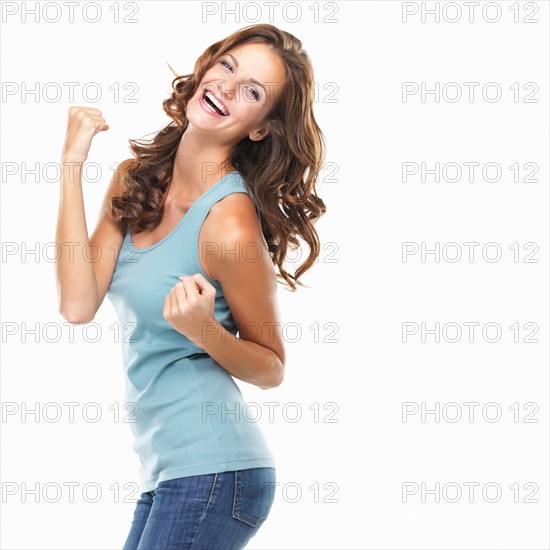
[55,106,130,324]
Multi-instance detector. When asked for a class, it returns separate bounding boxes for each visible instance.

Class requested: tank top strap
[186,171,260,233]
[180,171,260,286]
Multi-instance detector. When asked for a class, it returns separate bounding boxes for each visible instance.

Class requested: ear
[248,124,270,142]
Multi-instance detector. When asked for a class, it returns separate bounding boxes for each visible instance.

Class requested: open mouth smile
[201,89,229,117]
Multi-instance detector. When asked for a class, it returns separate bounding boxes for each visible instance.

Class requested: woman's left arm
[164,193,286,390]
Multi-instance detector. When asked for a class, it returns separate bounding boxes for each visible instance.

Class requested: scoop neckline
[127,171,238,253]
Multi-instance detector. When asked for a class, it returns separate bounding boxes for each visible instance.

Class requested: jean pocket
[232,468,276,527]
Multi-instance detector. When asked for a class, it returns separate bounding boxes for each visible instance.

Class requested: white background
[1,1,549,549]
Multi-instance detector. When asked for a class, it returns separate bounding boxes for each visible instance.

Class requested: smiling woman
[112,26,326,292]
[55,23,326,550]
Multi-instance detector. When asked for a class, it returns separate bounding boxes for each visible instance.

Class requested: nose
[220,79,237,101]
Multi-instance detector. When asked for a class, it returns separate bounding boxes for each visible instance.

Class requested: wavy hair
[109,23,326,291]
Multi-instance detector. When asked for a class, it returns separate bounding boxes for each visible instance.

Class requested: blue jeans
[122,468,276,549]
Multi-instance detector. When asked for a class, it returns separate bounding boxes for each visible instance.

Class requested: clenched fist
[163,273,217,346]
[62,106,109,164]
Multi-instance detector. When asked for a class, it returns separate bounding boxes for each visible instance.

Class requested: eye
[245,86,260,101]
[220,60,233,71]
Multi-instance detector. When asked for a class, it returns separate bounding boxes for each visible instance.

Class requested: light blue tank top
[106,170,275,492]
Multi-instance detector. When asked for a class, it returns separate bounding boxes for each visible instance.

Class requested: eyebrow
[225,53,268,95]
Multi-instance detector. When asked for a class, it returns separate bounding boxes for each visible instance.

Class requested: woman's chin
[184,115,217,132]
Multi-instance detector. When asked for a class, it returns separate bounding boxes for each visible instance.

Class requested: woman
[56,23,326,549]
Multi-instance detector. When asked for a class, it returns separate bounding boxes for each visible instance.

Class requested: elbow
[259,378,283,390]
[271,367,285,388]
[259,361,285,390]
[58,304,96,325]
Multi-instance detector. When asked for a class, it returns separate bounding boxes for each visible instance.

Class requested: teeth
[205,90,228,116]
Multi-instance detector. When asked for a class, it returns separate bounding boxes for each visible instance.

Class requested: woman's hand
[163,274,217,345]
[62,106,109,164]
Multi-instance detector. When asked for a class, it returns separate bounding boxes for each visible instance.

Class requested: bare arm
[189,193,286,390]
[55,106,129,323]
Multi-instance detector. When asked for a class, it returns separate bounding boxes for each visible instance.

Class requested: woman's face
[187,41,287,144]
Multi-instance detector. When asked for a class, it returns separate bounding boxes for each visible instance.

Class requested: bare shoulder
[209,192,258,227]
[202,191,264,245]
[199,191,270,281]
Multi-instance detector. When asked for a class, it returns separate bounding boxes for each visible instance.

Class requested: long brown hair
[109,23,326,291]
